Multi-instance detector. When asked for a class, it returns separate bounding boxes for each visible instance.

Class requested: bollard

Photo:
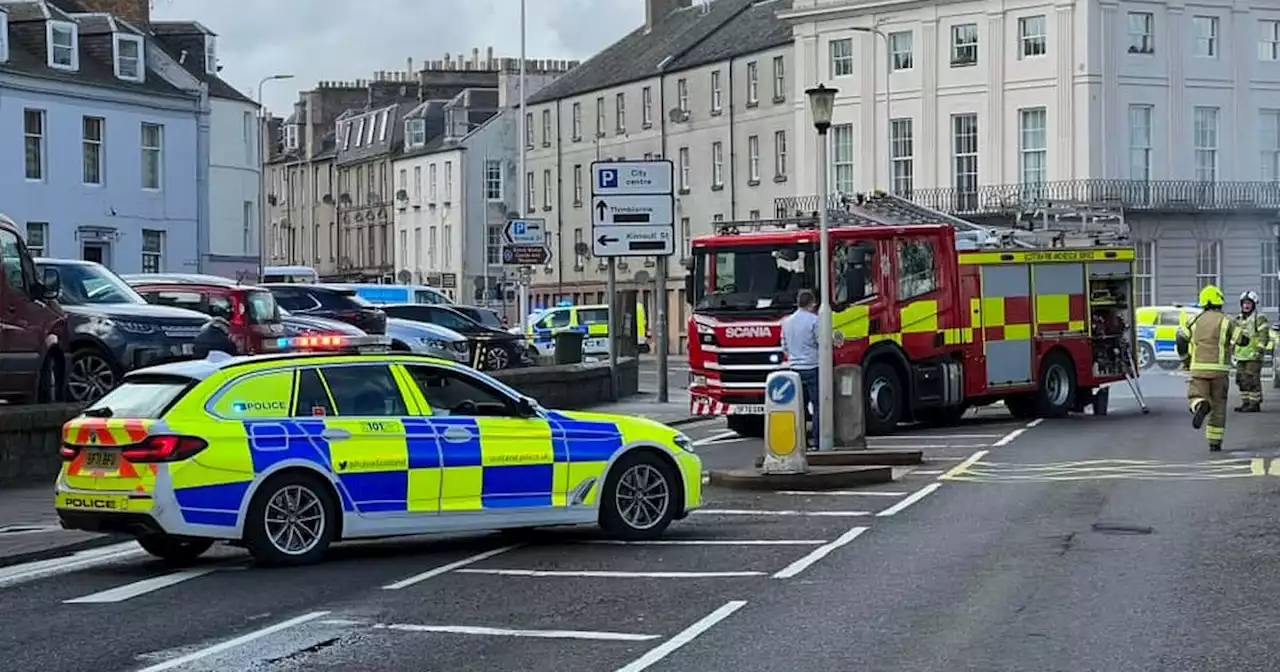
[761,370,808,474]
[833,364,867,449]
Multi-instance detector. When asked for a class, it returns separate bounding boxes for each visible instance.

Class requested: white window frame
[0,12,8,63]
[774,130,787,177]
[47,20,78,70]
[1018,15,1047,58]
[772,56,785,101]
[1263,240,1280,310]
[1193,106,1219,182]
[141,229,165,273]
[204,35,217,74]
[595,96,605,137]
[748,135,760,182]
[952,114,979,206]
[285,124,299,150]
[1193,16,1218,58]
[485,160,503,201]
[113,33,143,81]
[413,165,421,203]
[25,222,47,257]
[542,168,551,208]
[573,164,583,204]
[429,164,437,201]
[571,102,582,140]
[378,109,389,141]
[677,78,689,112]
[678,146,690,190]
[1128,104,1152,182]
[890,118,913,197]
[82,116,103,185]
[830,124,854,194]
[1135,240,1155,306]
[1128,12,1154,54]
[1018,108,1048,185]
[525,171,534,212]
[407,119,426,148]
[615,92,626,133]
[711,70,723,112]
[1263,109,1280,182]
[889,31,913,70]
[829,38,853,77]
[642,86,653,126]
[364,113,376,145]
[24,108,45,181]
[445,161,453,199]
[1261,20,1280,62]
[951,23,978,66]
[354,118,366,147]
[746,62,759,103]
[487,225,502,266]
[1196,240,1221,289]
[712,142,724,187]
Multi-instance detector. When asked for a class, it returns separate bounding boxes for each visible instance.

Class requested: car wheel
[243,472,336,567]
[599,451,678,540]
[1137,342,1155,370]
[67,347,119,403]
[1034,351,1077,418]
[136,535,214,565]
[485,344,511,370]
[28,354,62,404]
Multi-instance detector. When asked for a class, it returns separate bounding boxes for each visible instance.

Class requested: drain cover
[1091,523,1154,535]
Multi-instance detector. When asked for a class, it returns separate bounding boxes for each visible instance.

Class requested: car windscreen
[143,289,233,320]
[48,263,147,305]
[470,309,503,329]
[244,290,279,324]
[83,375,196,419]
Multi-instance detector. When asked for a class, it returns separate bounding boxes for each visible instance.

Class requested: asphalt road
[7,368,1280,671]
[636,356,689,398]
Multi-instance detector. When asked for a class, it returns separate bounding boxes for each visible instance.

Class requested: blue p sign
[513,221,526,235]
[598,168,618,190]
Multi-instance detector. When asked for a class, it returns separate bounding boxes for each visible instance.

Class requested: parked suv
[0,216,67,403]
[381,303,532,370]
[35,259,210,402]
[262,284,387,334]
[127,280,286,355]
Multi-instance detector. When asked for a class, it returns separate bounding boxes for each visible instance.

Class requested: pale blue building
[0,1,206,273]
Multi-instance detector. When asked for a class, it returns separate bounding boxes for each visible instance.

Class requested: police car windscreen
[83,375,196,418]
[694,245,815,311]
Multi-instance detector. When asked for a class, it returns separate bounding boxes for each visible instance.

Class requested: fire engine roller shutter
[979,265,1033,385]
[1033,263,1087,334]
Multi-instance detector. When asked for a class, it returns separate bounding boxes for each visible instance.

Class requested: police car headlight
[673,433,695,453]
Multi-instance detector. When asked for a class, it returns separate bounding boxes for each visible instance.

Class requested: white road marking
[456,569,765,578]
[614,600,748,672]
[776,490,907,497]
[939,450,990,481]
[875,483,943,517]
[911,470,944,475]
[381,545,519,590]
[772,526,869,579]
[696,506,875,517]
[863,444,991,449]
[993,418,1042,447]
[0,542,145,588]
[135,611,331,672]
[374,622,661,642]
[693,430,742,446]
[64,566,223,603]
[1027,418,1045,427]
[580,539,826,546]
[872,433,1003,439]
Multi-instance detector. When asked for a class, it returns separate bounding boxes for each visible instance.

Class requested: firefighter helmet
[1241,290,1259,305]
[1199,285,1226,307]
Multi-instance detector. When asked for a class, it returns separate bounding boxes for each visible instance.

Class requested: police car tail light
[59,444,80,460]
[121,435,208,463]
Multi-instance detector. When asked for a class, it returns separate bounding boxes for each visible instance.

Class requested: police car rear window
[83,375,195,419]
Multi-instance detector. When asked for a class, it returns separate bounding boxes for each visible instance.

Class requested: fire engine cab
[684,192,1139,437]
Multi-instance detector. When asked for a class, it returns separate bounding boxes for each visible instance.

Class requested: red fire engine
[684,193,1138,436]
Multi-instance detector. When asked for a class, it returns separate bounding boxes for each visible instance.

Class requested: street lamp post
[257,73,294,277]
[806,83,837,453]
[851,26,890,192]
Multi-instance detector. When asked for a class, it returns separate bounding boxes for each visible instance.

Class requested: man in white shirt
[780,289,820,448]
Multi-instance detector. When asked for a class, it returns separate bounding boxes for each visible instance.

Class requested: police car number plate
[83,450,118,470]
[585,338,608,350]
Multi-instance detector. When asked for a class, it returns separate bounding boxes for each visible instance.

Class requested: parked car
[453,305,505,330]
[384,318,471,363]
[278,309,365,337]
[127,280,285,355]
[119,273,239,286]
[380,303,532,370]
[35,259,210,402]
[262,284,387,334]
[326,283,453,305]
[0,216,68,403]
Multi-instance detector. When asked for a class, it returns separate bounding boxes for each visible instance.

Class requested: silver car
[385,317,470,363]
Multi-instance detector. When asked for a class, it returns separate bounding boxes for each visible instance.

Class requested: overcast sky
[151,0,644,115]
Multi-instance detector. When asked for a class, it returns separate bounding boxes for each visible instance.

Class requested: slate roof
[526,0,791,105]
[148,20,256,104]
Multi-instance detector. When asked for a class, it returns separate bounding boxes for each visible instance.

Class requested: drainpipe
[727,55,736,221]
[556,97,564,300]
[196,83,211,273]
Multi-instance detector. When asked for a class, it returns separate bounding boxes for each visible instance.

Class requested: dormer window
[0,12,10,63]
[113,33,144,82]
[406,119,426,148]
[47,20,78,71]
[203,35,216,74]
[285,124,299,150]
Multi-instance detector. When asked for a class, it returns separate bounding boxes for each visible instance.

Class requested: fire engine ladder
[1014,199,1130,247]
[832,191,1040,249]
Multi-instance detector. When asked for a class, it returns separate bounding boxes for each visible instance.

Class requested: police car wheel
[600,451,678,540]
[1137,343,1155,370]
[135,535,214,565]
[243,472,337,566]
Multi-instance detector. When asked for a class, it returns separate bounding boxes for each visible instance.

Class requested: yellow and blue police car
[53,335,702,566]
[1135,305,1201,370]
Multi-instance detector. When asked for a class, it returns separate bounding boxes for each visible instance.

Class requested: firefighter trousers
[1188,373,1228,446]
[1236,360,1264,406]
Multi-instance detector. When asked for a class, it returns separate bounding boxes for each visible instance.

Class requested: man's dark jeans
[796,367,819,446]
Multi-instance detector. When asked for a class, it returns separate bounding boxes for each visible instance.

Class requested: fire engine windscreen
[692,244,816,311]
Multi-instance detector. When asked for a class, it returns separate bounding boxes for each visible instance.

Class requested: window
[0,12,7,62]
[342,122,352,150]
[141,229,164,273]
[834,240,876,304]
[445,161,453,198]
[1193,16,1218,58]
[364,114,376,145]
[890,118,913,197]
[572,102,582,140]
[24,109,44,181]
[141,123,163,189]
[573,164,583,204]
[25,222,47,257]
[321,365,408,416]
[114,33,143,81]
[642,86,653,126]
[413,166,422,201]
[831,124,854,194]
[487,225,501,265]
[1129,105,1152,181]
[542,168,552,208]
[1134,240,1155,306]
[47,21,77,70]
[1018,15,1046,58]
[749,210,760,220]
[378,109,389,141]
[1263,110,1280,182]
[524,112,533,147]
[889,31,913,70]
[526,171,534,211]
[774,130,787,177]
[951,23,978,66]
[541,109,551,144]
[405,119,425,148]
[574,228,585,267]
[615,92,626,133]
[1263,241,1280,309]
[408,365,518,417]
[1261,20,1280,62]
[355,118,367,147]
[680,217,691,256]
[203,35,216,74]
[711,142,724,188]
[596,96,605,136]
[1018,108,1047,185]
[1129,12,1154,54]
[485,159,503,200]
[83,116,103,185]
[772,56,785,101]
[952,114,979,209]
[678,147,690,190]
[748,135,760,182]
[677,78,689,112]
[291,368,334,417]
[898,241,937,300]
[1196,240,1220,289]
[829,38,853,77]
[1194,106,1218,182]
[429,164,437,201]
[710,70,722,112]
[284,124,299,150]
[746,62,759,103]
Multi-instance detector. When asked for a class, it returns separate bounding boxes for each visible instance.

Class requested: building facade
[1,1,203,273]
[781,0,1280,311]
[523,0,795,351]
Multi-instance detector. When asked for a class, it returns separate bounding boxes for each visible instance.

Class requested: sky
[150,0,644,115]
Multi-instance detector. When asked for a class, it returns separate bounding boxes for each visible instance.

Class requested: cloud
[151,0,643,114]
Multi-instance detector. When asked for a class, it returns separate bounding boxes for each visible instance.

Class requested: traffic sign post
[502,218,551,267]
[591,160,675,403]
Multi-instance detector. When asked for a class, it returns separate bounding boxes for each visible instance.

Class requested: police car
[53,336,703,566]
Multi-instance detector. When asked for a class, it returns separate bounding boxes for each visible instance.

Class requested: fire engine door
[979,265,1033,385]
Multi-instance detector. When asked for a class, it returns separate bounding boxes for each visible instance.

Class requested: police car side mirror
[517,396,538,417]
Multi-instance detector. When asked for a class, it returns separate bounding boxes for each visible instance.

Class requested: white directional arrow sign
[591,195,674,228]
[593,225,673,257]
[590,160,675,258]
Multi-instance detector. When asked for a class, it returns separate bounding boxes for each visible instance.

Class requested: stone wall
[0,360,639,486]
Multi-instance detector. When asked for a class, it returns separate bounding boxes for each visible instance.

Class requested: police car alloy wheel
[600,451,678,540]
[136,535,214,565]
[243,472,337,566]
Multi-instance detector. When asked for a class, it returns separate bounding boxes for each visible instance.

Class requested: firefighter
[1233,290,1272,412]
[1176,285,1249,451]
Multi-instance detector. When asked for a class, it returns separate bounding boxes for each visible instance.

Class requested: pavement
[10,368,1280,670]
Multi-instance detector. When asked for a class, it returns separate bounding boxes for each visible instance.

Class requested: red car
[0,213,68,402]
[127,280,284,354]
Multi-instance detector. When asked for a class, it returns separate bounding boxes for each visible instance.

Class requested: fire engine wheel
[864,360,903,435]
[1034,351,1077,418]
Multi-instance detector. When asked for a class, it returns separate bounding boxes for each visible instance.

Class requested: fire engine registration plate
[83,450,118,470]
[730,405,765,414]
